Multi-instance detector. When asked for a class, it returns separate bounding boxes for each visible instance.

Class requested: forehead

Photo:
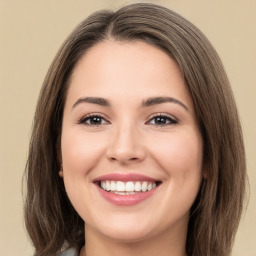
[72,40,182,82]
[66,40,193,110]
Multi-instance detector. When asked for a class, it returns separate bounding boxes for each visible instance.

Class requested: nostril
[109,156,139,162]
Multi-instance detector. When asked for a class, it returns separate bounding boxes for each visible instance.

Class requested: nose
[106,124,146,165]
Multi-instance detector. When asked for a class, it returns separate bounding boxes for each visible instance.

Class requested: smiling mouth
[95,180,162,195]
[93,173,162,205]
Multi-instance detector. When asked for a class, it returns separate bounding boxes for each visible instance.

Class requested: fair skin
[61,40,203,256]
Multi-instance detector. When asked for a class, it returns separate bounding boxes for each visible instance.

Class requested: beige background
[0,0,255,255]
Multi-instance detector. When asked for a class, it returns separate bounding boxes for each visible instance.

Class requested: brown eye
[80,115,109,126]
[147,115,178,126]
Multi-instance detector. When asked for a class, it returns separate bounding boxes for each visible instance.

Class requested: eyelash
[146,113,178,126]
[78,113,178,127]
[78,113,109,126]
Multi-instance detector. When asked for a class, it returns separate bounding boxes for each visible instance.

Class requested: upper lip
[93,173,160,182]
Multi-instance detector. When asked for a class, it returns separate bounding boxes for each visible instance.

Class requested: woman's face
[61,40,203,242]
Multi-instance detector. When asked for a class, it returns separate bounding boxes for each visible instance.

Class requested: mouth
[93,173,162,206]
[96,180,161,195]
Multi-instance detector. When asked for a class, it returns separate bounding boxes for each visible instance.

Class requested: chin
[100,227,153,243]
[90,213,157,242]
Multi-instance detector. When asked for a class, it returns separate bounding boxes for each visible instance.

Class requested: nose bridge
[107,118,145,163]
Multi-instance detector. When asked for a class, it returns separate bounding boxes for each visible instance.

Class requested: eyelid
[77,112,178,126]
[77,112,110,125]
[146,112,179,125]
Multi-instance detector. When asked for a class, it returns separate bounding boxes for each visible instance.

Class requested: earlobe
[57,146,63,177]
[59,163,64,178]
[59,170,64,178]
[202,161,209,179]
[203,170,208,179]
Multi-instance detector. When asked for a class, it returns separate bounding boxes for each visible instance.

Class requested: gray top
[57,248,79,256]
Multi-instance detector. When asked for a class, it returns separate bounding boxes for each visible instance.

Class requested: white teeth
[141,181,148,192]
[101,181,106,190]
[99,180,158,193]
[116,181,125,191]
[134,181,141,191]
[106,181,111,191]
[110,181,116,191]
[114,191,136,195]
[148,183,153,191]
[125,181,134,192]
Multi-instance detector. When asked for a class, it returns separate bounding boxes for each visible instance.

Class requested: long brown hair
[24,3,246,256]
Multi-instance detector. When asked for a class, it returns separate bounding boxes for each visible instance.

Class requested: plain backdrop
[0,0,255,255]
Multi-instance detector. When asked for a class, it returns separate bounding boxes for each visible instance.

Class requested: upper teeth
[100,181,156,193]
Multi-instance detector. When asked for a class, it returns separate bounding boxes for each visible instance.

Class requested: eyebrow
[72,96,188,111]
[72,97,110,109]
[142,97,189,111]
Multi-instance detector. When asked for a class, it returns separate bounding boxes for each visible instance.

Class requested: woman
[24,3,246,256]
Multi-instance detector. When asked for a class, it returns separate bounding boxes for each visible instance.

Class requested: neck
[81,223,187,256]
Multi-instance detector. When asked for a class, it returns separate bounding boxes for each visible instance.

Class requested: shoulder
[56,247,79,256]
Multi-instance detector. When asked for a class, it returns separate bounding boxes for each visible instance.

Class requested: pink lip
[93,173,161,206]
[95,185,158,206]
[93,173,159,182]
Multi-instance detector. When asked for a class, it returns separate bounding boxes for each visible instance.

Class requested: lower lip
[95,185,158,206]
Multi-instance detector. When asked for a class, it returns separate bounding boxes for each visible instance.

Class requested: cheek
[149,128,203,180]
[60,129,108,220]
[61,129,107,179]
[152,129,203,216]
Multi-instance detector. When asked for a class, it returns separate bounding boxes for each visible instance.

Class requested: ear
[202,157,209,179]
[59,168,64,178]
[57,147,63,178]
[202,169,208,179]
